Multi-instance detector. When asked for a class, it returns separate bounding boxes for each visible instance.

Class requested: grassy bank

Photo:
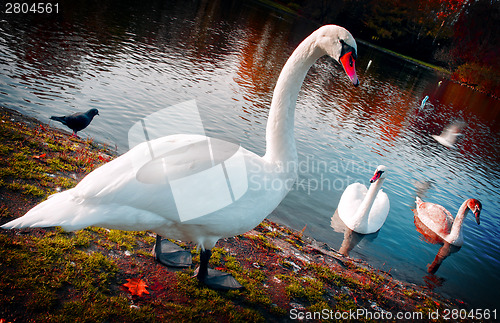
[0,107,467,322]
[356,40,451,75]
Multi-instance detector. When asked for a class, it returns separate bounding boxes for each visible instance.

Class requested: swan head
[314,25,359,86]
[369,165,387,183]
[467,199,482,224]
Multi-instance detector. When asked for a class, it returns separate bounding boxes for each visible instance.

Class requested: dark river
[1,0,499,309]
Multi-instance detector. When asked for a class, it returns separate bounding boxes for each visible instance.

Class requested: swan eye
[340,40,356,60]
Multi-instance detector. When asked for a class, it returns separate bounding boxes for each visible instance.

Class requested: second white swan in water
[338,165,390,234]
[1,25,359,289]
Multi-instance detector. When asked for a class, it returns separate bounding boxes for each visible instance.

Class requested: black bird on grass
[50,108,99,137]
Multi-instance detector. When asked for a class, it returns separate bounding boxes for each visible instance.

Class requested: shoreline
[355,39,451,75]
[0,106,470,322]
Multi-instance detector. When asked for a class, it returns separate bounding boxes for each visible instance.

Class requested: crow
[50,108,99,137]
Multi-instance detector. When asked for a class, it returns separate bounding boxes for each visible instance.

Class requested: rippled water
[1,0,499,308]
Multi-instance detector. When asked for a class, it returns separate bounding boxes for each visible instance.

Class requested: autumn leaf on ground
[122,278,149,297]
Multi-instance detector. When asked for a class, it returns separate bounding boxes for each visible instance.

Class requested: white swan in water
[337,165,390,234]
[1,25,359,289]
[413,197,481,246]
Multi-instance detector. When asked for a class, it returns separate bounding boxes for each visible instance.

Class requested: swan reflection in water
[330,209,379,256]
[411,180,460,275]
[414,214,462,274]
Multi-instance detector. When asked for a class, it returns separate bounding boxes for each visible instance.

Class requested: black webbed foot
[194,249,243,290]
[153,235,192,268]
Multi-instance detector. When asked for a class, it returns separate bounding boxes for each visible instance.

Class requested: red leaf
[33,153,46,159]
[122,278,149,297]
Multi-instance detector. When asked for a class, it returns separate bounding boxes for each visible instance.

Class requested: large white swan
[1,25,359,289]
[413,197,481,246]
[337,165,390,234]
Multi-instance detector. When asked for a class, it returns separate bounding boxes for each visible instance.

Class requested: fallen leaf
[33,153,46,159]
[122,278,149,297]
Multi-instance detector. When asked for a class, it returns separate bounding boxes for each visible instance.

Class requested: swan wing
[416,200,454,237]
[76,134,217,198]
[338,183,367,230]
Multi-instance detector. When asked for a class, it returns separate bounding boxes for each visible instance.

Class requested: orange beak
[370,171,383,183]
[474,208,481,225]
[340,51,359,87]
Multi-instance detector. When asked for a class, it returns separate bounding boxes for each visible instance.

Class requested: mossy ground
[0,107,468,322]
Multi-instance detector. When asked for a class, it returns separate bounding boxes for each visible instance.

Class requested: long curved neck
[264,33,325,163]
[447,199,470,243]
[354,178,385,227]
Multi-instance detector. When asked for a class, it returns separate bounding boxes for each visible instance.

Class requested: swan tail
[2,190,169,233]
[1,190,89,231]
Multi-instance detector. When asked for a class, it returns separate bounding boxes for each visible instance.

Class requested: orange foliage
[122,278,149,297]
